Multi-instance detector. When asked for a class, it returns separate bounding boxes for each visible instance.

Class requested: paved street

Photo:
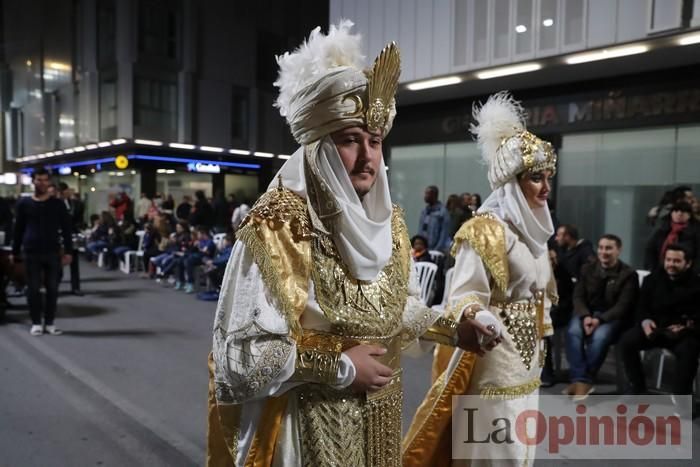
[1,261,698,466]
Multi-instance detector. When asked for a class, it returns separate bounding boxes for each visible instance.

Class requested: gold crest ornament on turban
[274,20,401,144]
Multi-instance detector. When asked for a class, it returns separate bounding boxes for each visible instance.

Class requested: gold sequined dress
[403,213,556,467]
[207,186,440,467]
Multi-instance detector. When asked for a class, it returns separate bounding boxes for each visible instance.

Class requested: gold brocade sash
[299,331,404,467]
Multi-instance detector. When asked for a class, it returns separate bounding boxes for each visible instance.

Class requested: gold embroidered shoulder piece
[391,204,411,281]
[451,213,509,293]
[236,184,314,337]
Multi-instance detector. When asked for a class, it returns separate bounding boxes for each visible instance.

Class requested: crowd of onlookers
[412,184,700,408]
[79,190,248,299]
[0,185,251,301]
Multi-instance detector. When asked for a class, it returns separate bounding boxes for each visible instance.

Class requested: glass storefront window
[558,125,700,268]
[389,141,489,236]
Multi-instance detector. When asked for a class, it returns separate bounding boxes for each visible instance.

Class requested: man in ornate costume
[404,92,558,466]
[206,21,496,467]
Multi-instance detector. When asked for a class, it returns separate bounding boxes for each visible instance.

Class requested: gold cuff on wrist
[422,316,459,347]
[294,334,343,384]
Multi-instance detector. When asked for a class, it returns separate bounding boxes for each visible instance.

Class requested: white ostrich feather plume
[470,91,526,165]
[274,19,364,118]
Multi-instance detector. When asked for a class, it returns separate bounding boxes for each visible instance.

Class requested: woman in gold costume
[404,92,558,466]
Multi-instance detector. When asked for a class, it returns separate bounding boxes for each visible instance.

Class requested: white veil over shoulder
[269,136,393,281]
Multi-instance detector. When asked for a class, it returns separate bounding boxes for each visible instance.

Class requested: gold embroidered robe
[403,213,556,467]
[207,186,439,467]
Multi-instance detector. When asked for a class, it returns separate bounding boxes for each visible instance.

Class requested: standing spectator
[189,190,214,230]
[175,226,216,293]
[212,190,229,233]
[467,193,482,214]
[648,185,695,226]
[11,168,72,336]
[445,194,471,237]
[135,193,152,224]
[161,194,175,211]
[230,198,250,232]
[460,192,471,211]
[619,244,700,396]
[176,195,193,221]
[410,235,432,263]
[417,185,451,252]
[564,234,639,400]
[540,243,576,386]
[644,201,700,273]
[110,191,131,222]
[57,183,82,295]
[554,224,596,280]
[0,196,13,245]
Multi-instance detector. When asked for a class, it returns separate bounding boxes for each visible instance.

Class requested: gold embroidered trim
[236,185,313,336]
[310,207,409,338]
[294,333,343,384]
[491,298,538,371]
[445,294,483,321]
[480,377,541,400]
[422,317,458,347]
[451,213,509,292]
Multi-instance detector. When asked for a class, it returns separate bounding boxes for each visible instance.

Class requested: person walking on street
[11,168,73,336]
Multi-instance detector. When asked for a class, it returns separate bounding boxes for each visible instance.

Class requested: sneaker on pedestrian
[44,325,63,336]
[572,382,595,402]
[184,283,195,294]
[30,325,43,336]
[173,281,183,291]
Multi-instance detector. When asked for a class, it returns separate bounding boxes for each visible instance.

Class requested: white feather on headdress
[274,19,365,118]
[469,91,527,166]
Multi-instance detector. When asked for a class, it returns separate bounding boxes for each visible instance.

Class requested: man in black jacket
[564,234,639,400]
[555,224,596,281]
[11,169,73,335]
[619,244,700,395]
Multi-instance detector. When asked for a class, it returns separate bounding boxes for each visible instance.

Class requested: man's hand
[345,345,393,393]
[667,324,685,333]
[456,319,501,357]
[642,319,657,337]
[582,316,598,336]
[8,254,14,265]
[61,254,72,266]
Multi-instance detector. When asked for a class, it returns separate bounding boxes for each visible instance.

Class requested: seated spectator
[151,220,191,280]
[411,235,432,263]
[174,226,216,293]
[644,201,700,273]
[86,212,116,262]
[619,244,700,396]
[203,234,234,291]
[564,234,639,400]
[140,223,162,277]
[112,215,138,268]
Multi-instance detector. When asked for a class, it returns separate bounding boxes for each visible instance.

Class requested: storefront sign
[438,87,700,136]
[115,155,129,169]
[187,162,221,173]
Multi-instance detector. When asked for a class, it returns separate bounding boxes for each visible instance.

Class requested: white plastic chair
[120,230,146,274]
[414,262,438,305]
[636,269,650,287]
[428,249,445,264]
